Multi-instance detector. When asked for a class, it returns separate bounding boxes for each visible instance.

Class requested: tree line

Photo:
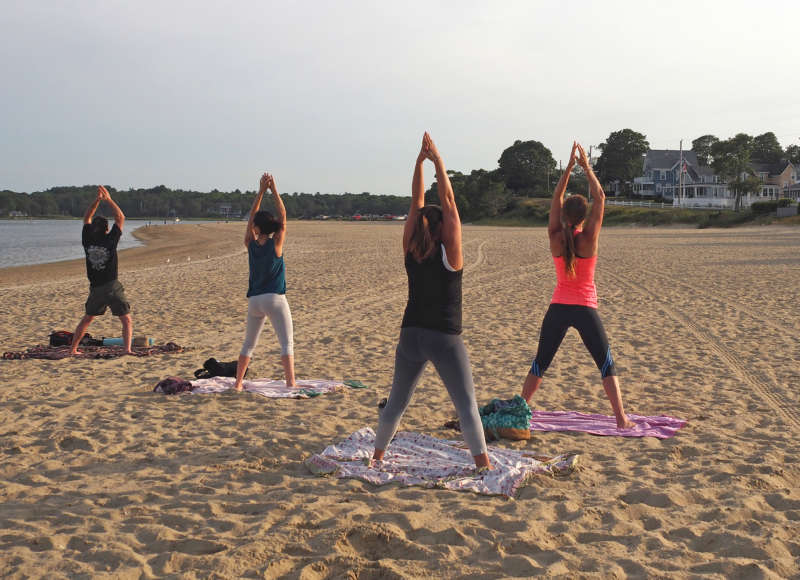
[0,186,412,220]
[435,129,799,218]
[3,131,797,220]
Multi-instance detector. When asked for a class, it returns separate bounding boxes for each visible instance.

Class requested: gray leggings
[374,327,487,457]
[240,293,294,357]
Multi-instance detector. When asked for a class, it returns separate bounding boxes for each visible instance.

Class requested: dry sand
[1,221,799,579]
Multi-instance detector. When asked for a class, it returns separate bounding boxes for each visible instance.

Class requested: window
[653,169,661,180]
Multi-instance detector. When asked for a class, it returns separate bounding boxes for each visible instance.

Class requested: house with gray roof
[632,150,704,200]
[630,148,798,208]
[750,161,796,199]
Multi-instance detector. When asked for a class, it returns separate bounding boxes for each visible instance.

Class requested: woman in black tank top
[371,133,492,471]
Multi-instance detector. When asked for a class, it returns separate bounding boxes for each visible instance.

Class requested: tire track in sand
[604,269,800,431]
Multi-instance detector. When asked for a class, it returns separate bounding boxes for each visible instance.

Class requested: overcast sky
[2,0,799,195]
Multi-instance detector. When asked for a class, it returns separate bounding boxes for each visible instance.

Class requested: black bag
[193,357,247,379]
[49,331,102,347]
[49,331,73,347]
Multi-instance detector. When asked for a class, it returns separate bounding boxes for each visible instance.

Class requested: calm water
[0,220,206,269]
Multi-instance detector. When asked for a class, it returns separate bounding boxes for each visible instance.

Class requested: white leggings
[240,293,294,357]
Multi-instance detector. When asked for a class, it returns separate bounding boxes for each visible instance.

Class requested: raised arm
[83,188,103,224]
[244,174,267,247]
[266,174,287,256]
[548,142,577,241]
[403,134,428,253]
[99,186,125,230]
[425,133,463,270]
[576,143,604,254]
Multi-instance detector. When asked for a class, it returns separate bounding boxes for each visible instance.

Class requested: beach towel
[306,427,580,498]
[2,342,184,360]
[189,376,346,399]
[529,410,687,439]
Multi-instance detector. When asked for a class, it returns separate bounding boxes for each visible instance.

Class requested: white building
[634,150,796,209]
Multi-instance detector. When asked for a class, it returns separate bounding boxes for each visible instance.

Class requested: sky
[2,0,799,195]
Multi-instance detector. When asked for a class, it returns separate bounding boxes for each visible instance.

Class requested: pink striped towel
[530,411,687,438]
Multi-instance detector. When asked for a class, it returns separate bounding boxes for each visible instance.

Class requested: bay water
[0,219,205,269]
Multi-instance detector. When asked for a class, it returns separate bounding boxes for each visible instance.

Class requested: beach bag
[49,331,73,347]
[154,376,194,395]
[49,330,102,347]
[193,357,248,379]
[479,395,532,441]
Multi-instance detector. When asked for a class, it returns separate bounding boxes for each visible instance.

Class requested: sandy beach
[1,221,799,578]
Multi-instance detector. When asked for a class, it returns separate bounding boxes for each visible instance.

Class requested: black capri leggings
[530,304,616,378]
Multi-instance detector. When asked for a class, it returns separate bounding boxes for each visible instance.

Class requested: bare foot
[124,350,135,355]
[70,349,82,356]
[474,453,493,471]
[617,416,636,430]
[233,383,244,392]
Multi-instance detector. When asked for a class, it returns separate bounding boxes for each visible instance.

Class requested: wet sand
[1,222,799,578]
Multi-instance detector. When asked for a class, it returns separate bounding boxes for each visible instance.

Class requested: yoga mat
[529,410,687,439]
[306,427,580,498]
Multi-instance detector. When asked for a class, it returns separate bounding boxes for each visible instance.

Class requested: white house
[632,150,703,200]
[633,150,796,209]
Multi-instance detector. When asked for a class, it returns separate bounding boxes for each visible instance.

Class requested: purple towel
[530,410,687,438]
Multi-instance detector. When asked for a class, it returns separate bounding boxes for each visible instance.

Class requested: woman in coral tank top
[520,142,634,429]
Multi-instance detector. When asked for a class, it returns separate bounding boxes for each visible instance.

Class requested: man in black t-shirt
[70,186,134,355]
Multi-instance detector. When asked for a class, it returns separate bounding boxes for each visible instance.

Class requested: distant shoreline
[0,222,246,288]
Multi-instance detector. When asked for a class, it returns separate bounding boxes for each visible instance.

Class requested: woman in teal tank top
[233,173,296,391]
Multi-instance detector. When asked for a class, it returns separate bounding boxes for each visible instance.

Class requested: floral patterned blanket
[306,427,579,498]
[190,376,345,399]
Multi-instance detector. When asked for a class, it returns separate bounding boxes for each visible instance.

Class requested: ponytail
[561,194,588,278]
[562,223,577,278]
[408,205,443,262]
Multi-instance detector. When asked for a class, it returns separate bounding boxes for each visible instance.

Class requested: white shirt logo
[86,245,110,270]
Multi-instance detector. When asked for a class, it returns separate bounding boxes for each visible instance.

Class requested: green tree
[783,143,800,165]
[426,168,510,221]
[691,135,719,166]
[595,129,649,194]
[497,140,557,196]
[751,132,783,164]
[711,133,755,211]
